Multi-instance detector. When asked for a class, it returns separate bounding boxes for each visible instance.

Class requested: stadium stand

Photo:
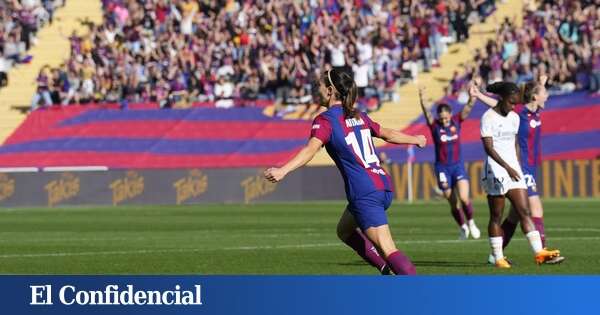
[446,0,600,100]
[31,0,496,110]
[375,0,600,164]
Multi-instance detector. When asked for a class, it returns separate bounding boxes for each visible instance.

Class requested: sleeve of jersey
[480,113,493,138]
[453,113,463,124]
[512,113,520,133]
[310,115,332,144]
[428,120,437,131]
[363,114,382,137]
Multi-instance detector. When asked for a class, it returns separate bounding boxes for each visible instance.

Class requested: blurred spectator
[31,64,52,109]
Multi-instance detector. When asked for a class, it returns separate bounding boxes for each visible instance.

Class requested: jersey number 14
[345,129,380,168]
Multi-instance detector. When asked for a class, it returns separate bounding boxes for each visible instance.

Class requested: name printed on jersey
[345,118,365,128]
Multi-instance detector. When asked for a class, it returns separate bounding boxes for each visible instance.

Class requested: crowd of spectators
[447,0,600,104]
[31,0,496,111]
[0,0,61,90]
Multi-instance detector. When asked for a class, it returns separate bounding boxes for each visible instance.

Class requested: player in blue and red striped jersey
[473,76,565,264]
[419,86,481,240]
[264,69,427,275]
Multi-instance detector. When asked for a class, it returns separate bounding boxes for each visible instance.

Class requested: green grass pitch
[0,199,598,274]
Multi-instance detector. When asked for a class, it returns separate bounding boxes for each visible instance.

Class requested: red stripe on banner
[543,149,600,161]
[403,124,432,143]
[0,150,303,169]
[3,107,90,145]
[404,105,600,145]
[5,121,311,143]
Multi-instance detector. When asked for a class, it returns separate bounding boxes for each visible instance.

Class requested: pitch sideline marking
[0,236,598,259]
[1,227,596,244]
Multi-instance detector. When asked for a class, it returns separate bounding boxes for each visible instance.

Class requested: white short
[481,175,527,196]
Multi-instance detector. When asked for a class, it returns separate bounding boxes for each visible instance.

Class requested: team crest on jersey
[529,119,541,128]
[440,134,458,142]
[450,126,456,133]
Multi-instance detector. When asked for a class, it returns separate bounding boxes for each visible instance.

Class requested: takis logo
[0,173,15,202]
[240,173,277,204]
[110,171,144,206]
[173,170,208,205]
[45,173,80,207]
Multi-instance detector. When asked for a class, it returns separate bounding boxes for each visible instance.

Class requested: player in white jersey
[479,81,560,269]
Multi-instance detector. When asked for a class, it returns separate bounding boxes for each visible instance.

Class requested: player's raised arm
[470,80,498,108]
[379,127,426,148]
[461,86,477,120]
[418,86,435,125]
[264,137,323,183]
[539,74,548,86]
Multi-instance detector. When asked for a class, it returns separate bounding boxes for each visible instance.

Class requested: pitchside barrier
[0,159,597,207]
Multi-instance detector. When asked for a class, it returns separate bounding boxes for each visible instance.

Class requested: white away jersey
[480,108,523,179]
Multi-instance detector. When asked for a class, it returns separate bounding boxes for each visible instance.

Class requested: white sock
[526,231,543,254]
[468,219,476,226]
[489,237,504,260]
[460,223,468,230]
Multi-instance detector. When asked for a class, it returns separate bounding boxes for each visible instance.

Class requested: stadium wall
[0,159,597,207]
[383,159,600,201]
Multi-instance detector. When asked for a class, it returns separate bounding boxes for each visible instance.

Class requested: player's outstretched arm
[461,87,477,120]
[379,128,426,148]
[470,80,498,108]
[482,137,521,181]
[264,137,323,183]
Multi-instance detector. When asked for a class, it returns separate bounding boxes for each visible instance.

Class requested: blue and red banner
[0,105,310,168]
[0,93,597,169]
[380,92,600,163]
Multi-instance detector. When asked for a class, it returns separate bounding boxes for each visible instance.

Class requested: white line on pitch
[548,228,600,232]
[0,236,598,259]
[2,227,596,244]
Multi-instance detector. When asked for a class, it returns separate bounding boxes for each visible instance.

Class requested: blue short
[522,164,539,197]
[348,190,393,231]
[434,163,468,191]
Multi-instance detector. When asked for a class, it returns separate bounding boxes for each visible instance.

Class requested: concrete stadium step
[0,0,103,144]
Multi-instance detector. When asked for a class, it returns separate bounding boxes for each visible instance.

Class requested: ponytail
[342,80,358,118]
[486,81,520,98]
